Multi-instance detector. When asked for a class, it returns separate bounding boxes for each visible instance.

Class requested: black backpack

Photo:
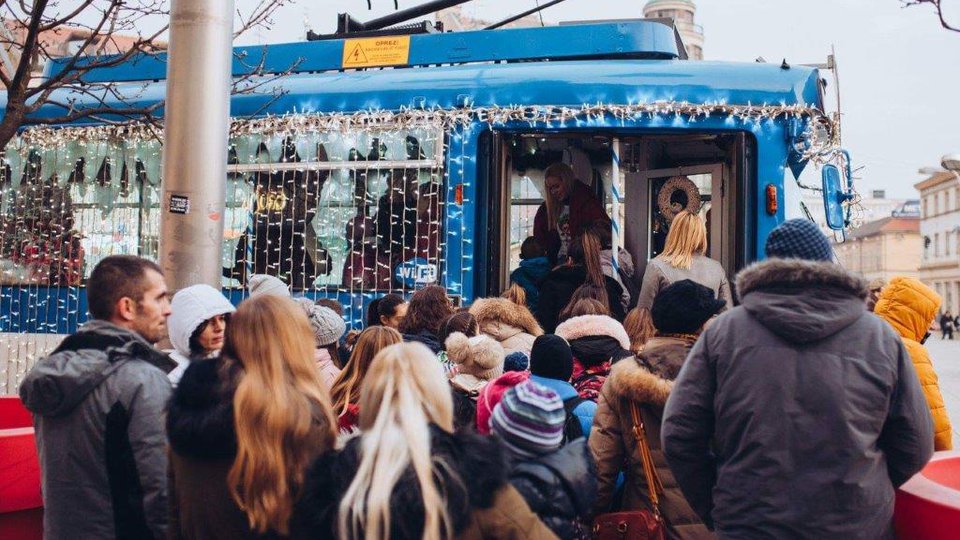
[561,396,586,444]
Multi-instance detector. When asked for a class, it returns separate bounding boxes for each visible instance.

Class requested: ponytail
[570,230,609,308]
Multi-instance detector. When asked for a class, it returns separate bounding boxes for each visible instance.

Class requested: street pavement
[927,335,960,447]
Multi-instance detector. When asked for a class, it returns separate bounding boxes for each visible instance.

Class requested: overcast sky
[230,0,960,199]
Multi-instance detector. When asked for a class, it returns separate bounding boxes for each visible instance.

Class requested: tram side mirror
[821,164,847,231]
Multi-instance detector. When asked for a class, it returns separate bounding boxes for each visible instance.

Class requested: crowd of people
[17,212,952,540]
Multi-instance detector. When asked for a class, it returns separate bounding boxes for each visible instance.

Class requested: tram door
[624,163,728,281]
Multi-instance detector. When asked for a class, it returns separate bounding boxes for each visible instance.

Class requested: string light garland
[2,101,840,391]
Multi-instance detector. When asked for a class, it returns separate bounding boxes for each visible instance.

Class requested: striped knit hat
[491,380,565,458]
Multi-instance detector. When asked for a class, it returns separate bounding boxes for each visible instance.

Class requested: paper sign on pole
[342,36,411,68]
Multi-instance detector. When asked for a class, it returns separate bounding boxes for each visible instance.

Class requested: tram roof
[2,21,824,126]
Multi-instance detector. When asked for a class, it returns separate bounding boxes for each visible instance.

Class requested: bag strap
[629,401,664,517]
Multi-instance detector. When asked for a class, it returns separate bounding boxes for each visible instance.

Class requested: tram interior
[481,131,754,298]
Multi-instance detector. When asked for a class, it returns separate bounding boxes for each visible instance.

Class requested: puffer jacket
[470,297,544,357]
[295,426,558,540]
[314,348,341,392]
[19,320,176,540]
[662,259,934,539]
[508,438,598,540]
[875,276,952,450]
[591,335,712,539]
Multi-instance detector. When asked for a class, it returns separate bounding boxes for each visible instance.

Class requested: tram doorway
[478,131,753,301]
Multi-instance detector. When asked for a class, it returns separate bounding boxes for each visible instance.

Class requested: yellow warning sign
[342,36,411,68]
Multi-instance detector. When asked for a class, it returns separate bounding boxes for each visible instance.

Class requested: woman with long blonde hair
[636,210,732,310]
[166,295,337,539]
[532,162,609,264]
[297,342,559,540]
[329,325,402,432]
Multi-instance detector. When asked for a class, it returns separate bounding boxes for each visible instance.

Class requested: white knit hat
[295,298,346,347]
[248,274,289,298]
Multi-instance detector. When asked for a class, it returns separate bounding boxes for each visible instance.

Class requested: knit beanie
[491,380,566,458]
[651,280,726,334]
[476,370,531,435]
[529,334,574,381]
[295,298,346,347]
[764,219,834,262]
[248,274,289,298]
[504,351,529,372]
[444,332,505,380]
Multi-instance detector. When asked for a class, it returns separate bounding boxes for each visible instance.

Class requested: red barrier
[896,451,960,539]
[0,396,43,540]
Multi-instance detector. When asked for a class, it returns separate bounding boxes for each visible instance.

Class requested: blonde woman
[166,295,337,539]
[533,162,609,264]
[636,210,732,310]
[329,326,403,432]
[297,342,559,540]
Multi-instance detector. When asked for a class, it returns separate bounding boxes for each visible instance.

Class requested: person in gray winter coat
[661,219,934,540]
[19,255,175,540]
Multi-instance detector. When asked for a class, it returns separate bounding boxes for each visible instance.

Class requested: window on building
[935,192,941,215]
[924,196,929,218]
[935,233,940,257]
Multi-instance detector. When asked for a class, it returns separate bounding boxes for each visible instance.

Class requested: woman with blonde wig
[533,162,609,264]
[636,210,732,310]
[166,295,337,539]
[296,342,559,540]
[329,325,403,432]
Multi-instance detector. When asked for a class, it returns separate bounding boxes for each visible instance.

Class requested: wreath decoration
[657,176,702,222]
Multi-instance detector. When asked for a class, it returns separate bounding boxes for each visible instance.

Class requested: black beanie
[529,334,574,381]
[651,280,726,334]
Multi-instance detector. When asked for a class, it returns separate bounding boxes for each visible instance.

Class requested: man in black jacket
[662,219,934,539]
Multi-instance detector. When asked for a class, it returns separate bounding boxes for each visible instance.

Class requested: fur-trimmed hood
[166,357,238,460]
[555,315,631,350]
[469,297,544,339]
[295,426,509,538]
[606,336,695,406]
[734,258,869,344]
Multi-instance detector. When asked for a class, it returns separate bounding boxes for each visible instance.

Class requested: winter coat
[536,265,626,333]
[469,297,544,357]
[636,255,733,311]
[166,358,328,540]
[166,284,235,387]
[314,348,341,392]
[530,374,597,440]
[662,258,935,539]
[556,315,634,401]
[403,329,443,354]
[533,182,610,263]
[507,439,598,540]
[590,335,712,540]
[511,256,552,311]
[295,425,559,540]
[875,276,953,450]
[19,320,176,540]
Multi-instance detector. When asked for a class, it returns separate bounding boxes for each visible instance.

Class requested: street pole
[159,0,234,292]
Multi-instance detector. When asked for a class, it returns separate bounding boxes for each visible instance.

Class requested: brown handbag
[592,402,666,540]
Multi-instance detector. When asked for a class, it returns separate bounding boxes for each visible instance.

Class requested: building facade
[642,0,703,59]
[834,216,921,282]
[916,171,960,313]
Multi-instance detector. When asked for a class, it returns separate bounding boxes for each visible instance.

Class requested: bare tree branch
[903,0,960,32]
[235,0,290,38]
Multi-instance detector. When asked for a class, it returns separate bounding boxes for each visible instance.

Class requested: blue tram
[0,18,849,383]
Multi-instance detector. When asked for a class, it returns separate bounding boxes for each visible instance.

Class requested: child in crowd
[445,331,506,430]
[511,237,552,311]
[296,298,346,387]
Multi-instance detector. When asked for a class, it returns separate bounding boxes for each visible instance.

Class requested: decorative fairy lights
[2,100,840,391]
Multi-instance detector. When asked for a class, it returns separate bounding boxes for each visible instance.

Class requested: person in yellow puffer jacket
[875,276,953,450]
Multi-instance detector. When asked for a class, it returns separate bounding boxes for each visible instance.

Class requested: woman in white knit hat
[167,284,236,386]
[295,298,346,390]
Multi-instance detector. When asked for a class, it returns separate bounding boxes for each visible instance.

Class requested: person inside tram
[533,162,609,265]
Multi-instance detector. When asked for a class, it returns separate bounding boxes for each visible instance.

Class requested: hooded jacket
[507,438,598,540]
[556,315,634,401]
[470,297,544,357]
[166,284,235,386]
[534,265,626,333]
[19,320,176,540]
[295,426,558,540]
[510,256,552,311]
[874,276,952,450]
[662,259,934,539]
[590,335,712,539]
